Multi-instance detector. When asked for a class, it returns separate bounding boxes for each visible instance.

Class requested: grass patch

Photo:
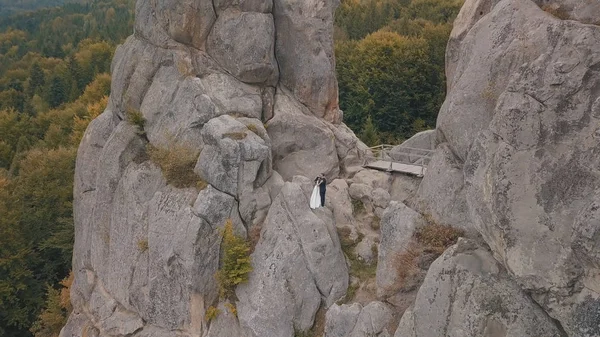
[216,219,253,299]
[223,132,247,140]
[337,282,359,305]
[205,306,220,322]
[246,124,259,134]
[147,143,206,190]
[337,227,376,282]
[137,239,148,252]
[416,217,464,254]
[125,108,146,137]
[351,199,365,216]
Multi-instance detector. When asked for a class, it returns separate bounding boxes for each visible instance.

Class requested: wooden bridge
[363,144,434,177]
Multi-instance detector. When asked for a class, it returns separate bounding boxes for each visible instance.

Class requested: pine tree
[46,75,66,108]
[360,116,380,147]
[27,63,45,98]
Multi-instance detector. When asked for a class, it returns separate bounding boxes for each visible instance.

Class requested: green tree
[27,63,45,98]
[46,75,67,108]
[360,116,381,147]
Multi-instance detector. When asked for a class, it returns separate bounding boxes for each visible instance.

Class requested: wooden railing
[365,144,435,176]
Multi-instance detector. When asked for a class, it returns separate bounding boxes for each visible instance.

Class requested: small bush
[223,132,247,140]
[391,218,464,292]
[415,221,464,254]
[126,108,146,136]
[224,302,237,317]
[137,239,148,252]
[393,242,421,290]
[205,306,221,322]
[147,143,206,190]
[216,219,253,299]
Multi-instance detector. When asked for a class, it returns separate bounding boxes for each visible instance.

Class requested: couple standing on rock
[310,174,327,209]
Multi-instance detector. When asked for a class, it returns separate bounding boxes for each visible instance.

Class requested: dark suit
[317,177,326,207]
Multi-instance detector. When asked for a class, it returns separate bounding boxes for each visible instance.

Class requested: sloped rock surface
[236,182,348,337]
[394,239,564,337]
[376,202,423,298]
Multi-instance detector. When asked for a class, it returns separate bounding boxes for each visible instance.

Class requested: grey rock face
[394,239,564,337]
[207,9,278,84]
[376,202,422,298]
[206,301,247,337]
[268,91,340,181]
[414,1,600,334]
[532,0,600,25]
[412,143,472,233]
[273,0,340,122]
[236,182,348,337]
[325,302,393,337]
[196,115,272,225]
[214,0,273,14]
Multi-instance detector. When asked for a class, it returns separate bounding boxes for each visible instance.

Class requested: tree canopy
[0,1,133,336]
[335,0,462,143]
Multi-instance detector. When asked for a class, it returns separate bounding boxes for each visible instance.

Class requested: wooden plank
[364,160,427,176]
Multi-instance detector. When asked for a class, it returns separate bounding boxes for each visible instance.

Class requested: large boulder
[267,91,340,181]
[195,115,272,225]
[394,239,564,337]
[376,202,422,298]
[325,301,393,337]
[236,182,348,337]
[389,130,436,164]
[412,143,472,233]
[532,0,600,25]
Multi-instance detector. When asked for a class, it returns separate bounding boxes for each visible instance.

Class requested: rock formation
[410,0,600,336]
[63,0,366,336]
[63,0,600,336]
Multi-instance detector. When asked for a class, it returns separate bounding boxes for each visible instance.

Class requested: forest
[0,0,87,18]
[0,0,461,336]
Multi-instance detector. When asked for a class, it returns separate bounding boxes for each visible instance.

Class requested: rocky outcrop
[64,0,366,335]
[413,0,600,335]
[394,239,564,337]
[236,182,348,337]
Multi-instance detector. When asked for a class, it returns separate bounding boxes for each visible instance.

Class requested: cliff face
[62,0,367,336]
[408,0,600,336]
